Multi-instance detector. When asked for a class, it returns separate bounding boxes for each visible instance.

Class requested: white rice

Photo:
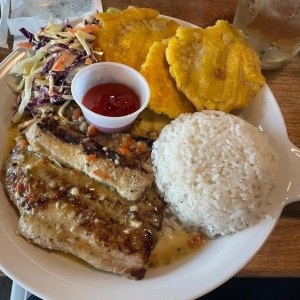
[151,111,279,238]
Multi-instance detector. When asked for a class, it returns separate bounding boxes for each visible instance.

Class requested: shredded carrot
[68,24,100,37]
[51,51,77,72]
[49,75,54,97]
[72,107,83,120]
[17,42,33,50]
[85,57,93,65]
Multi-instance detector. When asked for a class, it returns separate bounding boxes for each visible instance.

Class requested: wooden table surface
[1,0,299,279]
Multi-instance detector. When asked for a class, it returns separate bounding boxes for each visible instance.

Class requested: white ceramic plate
[1,18,300,300]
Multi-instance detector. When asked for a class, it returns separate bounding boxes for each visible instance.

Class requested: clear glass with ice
[233,0,300,69]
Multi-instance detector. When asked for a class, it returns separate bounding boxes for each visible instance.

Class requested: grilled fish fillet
[2,139,164,280]
[24,117,153,201]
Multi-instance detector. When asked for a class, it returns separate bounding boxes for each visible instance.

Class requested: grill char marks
[1,140,165,280]
[38,118,135,168]
[25,117,154,201]
[37,117,84,145]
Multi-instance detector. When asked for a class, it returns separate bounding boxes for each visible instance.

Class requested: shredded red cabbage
[15,16,100,119]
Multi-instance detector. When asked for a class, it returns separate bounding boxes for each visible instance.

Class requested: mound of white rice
[151,111,279,238]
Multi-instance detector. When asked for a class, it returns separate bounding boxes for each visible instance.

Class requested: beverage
[11,0,92,20]
[233,0,300,69]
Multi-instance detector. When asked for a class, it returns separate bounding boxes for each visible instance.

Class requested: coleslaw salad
[8,14,103,123]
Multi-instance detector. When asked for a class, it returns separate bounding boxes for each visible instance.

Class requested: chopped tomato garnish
[16,183,24,192]
[86,154,97,162]
[19,139,29,149]
[118,146,132,157]
[92,169,109,179]
[86,125,99,137]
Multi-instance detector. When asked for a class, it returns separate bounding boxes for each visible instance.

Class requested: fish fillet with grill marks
[24,117,153,201]
[2,138,165,280]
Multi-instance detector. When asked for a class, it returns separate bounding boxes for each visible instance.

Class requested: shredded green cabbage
[11,74,34,123]
[9,16,101,123]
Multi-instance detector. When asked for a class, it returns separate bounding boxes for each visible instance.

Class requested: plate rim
[0,15,294,300]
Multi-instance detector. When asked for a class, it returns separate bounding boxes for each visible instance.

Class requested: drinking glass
[11,0,92,19]
[233,0,300,69]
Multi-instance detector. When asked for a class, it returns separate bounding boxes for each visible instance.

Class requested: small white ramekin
[71,62,150,133]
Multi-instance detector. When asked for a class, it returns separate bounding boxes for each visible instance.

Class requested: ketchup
[82,83,140,117]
